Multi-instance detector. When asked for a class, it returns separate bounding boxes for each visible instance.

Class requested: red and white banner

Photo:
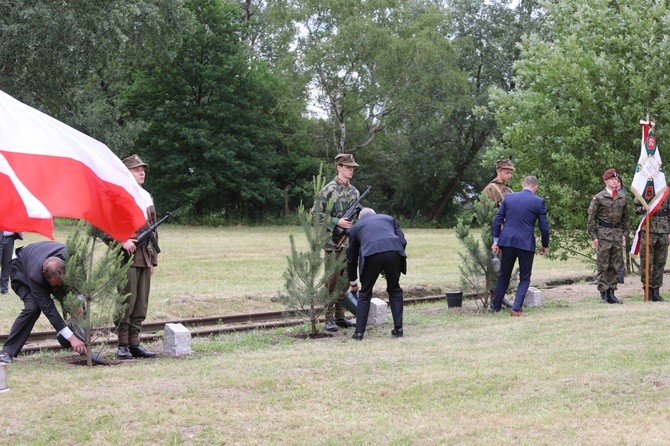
[631,187,670,256]
[0,152,53,238]
[631,120,666,207]
[0,90,148,241]
[631,119,668,255]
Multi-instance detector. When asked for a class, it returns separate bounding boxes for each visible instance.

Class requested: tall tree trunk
[430,126,486,220]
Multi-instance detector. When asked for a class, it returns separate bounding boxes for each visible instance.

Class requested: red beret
[602,168,618,181]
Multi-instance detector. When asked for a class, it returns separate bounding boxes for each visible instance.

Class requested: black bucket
[344,291,358,315]
[446,291,463,308]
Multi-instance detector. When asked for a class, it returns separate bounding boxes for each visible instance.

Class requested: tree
[456,194,498,310]
[0,0,188,152]
[63,224,129,366]
[490,0,670,259]
[282,166,346,335]
[124,0,308,220]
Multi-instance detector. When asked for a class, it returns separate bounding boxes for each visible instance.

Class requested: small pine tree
[282,165,347,335]
[62,222,129,366]
[455,193,517,311]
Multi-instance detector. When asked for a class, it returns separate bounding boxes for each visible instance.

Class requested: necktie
[612,189,617,198]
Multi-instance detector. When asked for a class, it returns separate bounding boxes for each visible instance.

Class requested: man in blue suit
[490,176,550,315]
[346,208,407,340]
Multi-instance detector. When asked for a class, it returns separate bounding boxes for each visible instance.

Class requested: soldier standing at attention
[588,168,630,304]
[634,193,670,302]
[314,154,360,332]
[482,159,516,309]
[103,154,160,358]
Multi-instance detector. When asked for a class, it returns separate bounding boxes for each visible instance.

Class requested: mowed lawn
[2,224,669,445]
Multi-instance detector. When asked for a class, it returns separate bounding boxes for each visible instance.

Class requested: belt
[598,220,623,229]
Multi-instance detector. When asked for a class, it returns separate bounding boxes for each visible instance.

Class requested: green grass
[4,224,667,445]
[0,225,591,331]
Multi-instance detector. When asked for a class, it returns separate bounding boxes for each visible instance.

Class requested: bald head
[43,256,65,287]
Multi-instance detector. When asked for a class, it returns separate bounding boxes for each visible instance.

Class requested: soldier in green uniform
[483,159,515,206]
[634,193,670,302]
[482,159,515,309]
[314,154,360,332]
[587,168,629,304]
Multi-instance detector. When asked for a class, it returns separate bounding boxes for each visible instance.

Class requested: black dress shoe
[324,320,339,332]
[335,317,355,328]
[352,332,364,340]
[391,328,403,338]
[129,345,156,358]
[116,345,133,360]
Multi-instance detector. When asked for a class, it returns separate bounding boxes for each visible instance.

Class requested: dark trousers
[0,236,15,292]
[3,283,42,357]
[355,251,404,334]
[491,246,535,312]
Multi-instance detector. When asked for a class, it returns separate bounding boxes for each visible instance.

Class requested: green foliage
[124,0,316,220]
[455,194,499,310]
[63,223,129,365]
[282,165,346,335]
[490,0,670,259]
[0,0,188,151]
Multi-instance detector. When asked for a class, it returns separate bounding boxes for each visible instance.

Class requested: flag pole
[645,213,650,302]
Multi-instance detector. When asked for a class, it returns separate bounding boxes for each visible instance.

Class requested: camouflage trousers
[638,232,670,289]
[324,250,347,320]
[596,238,623,293]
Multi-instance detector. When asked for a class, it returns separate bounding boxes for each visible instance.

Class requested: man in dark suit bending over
[346,208,407,340]
[490,176,550,316]
[0,241,87,363]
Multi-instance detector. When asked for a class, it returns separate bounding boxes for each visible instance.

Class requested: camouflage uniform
[635,194,670,300]
[316,177,360,321]
[587,188,630,295]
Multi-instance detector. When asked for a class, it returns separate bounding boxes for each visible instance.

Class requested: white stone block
[367,297,388,325]
[523,287,543,308]
[0,363,8,393]
[163,323,192,357]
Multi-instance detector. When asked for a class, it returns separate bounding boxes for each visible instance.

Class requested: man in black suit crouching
[346,208,407,340]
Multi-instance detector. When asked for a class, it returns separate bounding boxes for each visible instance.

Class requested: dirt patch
[543,276,645,302]
[290,332,334,339]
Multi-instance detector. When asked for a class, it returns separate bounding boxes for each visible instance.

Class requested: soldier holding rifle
[105,154,161,358]
[314,153,362,332]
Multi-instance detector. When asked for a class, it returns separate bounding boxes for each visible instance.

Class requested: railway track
[1,294,451,354]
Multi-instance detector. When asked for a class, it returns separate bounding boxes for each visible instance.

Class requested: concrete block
[367,297,388,325]
[163,323,192,357]
[523,287,543,308]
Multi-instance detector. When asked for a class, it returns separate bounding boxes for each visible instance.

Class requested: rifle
[135,210,173,253]
[331,185,371,249]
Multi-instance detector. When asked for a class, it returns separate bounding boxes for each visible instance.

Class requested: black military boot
[116,344,133,360]
[652,288,666,302]
[600,291,608,304]
[607,289,623,304]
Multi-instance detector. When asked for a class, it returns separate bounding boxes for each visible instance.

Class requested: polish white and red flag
[631,119,668,255]
[0,90,148,241]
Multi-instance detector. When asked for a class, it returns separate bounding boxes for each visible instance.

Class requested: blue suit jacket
[346,214,407,281]
[492,189,550,252]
